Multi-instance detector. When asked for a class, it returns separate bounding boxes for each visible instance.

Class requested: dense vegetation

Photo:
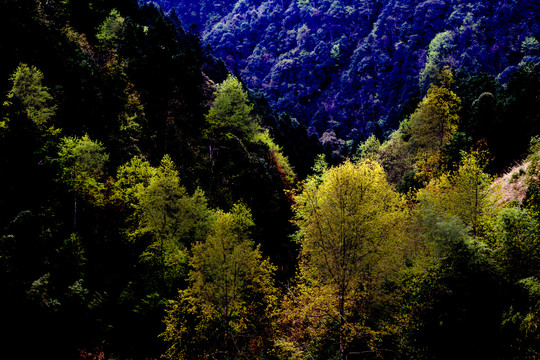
[1,0,540,359]
[0,0,314,357]
[158,0,540,157]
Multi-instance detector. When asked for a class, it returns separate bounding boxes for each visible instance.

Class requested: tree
[203,74,268,206]
[419,31,456,91]
[116,83,145,160]
[409,158,513,359]
[205,74,258,167]
[57,134,109,226]
[254,129,296,187]
[0,63,60,223]
[274,277,342,360]
[131,155,211,293]
[161,203,277,359]
[114,155,156,205]
[378,123,416,188]
[409,69,461,180]
[490,206,540,353]
[417,150,500,239]
[96,9,125,51]
[494,207,540,280]
[521,36,540,65]
[2,63,57,132]
[292,160,404,360]
[354,134,380,161]
[96,8,127,76]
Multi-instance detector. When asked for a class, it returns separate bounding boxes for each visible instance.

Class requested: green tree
[57,134,109,226]
[354,134,380,162]
[2,63,57,132]
[116,83,145,159]
[494,207,540,281]
[96,9,125,52]
[414,206,471,258]
[485,143,540,358]
[205,74,258,167]
[417,150,500,239]
[131,155,211,292]
[292,160,405,360]
[114,155,156,205]
[419,31,455,91]
[521,37,540,57]
[161,203,277,359]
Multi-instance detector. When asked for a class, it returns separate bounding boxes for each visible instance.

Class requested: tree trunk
[339,290,345,360]
[73,192,77,229]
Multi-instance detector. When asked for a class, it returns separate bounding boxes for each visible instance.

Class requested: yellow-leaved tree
[417,150,501,240]
[277,160,405,360]
[409,68,461,181]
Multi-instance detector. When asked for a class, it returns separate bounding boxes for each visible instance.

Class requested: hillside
[0,0,310,356]
[158,0,540,154]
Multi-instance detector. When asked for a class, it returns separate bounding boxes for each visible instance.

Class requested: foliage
[96,9,125,50]
[274,280,341,360]
[0,1,295,357]
[206,74,257,144]
[161,204,277,359]
[57,134,109,207]
[291,160,405,359]
[114,155,156,204]
[354,134,380,162]
[417,150,500,239]
[419,31,456,91]
[2,63,57,131]
[130,155,212,293]
[409,68,461,181]
[254,129,296,186]
[494,207,540,280]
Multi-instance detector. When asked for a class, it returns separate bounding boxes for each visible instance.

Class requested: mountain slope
[158,0,540,149]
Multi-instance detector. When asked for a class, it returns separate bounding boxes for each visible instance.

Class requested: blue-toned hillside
[157,0,540,152]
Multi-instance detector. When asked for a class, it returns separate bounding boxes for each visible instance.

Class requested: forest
[1,0,540,359]
[157,0,540,155]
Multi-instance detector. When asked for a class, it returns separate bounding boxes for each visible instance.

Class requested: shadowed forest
[1,0,540,359]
